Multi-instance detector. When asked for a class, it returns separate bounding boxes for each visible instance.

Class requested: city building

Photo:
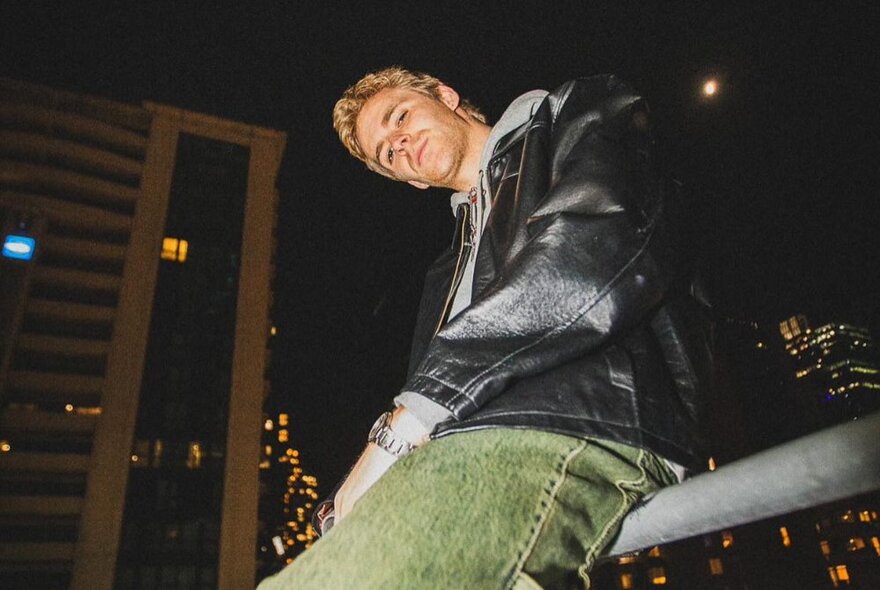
[257,411,320,579]
[780,315,880,427]
[0,78,285,589]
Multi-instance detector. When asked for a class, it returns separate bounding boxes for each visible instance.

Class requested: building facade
[780,315,880,427]
[0,78,285,589]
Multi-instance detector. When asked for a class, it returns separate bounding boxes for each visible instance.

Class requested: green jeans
[257,429,676,590]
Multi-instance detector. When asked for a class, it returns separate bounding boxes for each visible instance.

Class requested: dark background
[2,1,878,488]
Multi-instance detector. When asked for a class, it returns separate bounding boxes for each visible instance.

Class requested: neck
[451,121,492,193]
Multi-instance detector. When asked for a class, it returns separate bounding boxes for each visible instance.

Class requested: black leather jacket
[403,75,713,470]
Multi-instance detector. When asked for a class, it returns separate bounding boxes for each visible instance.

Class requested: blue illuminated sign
[2,234,36,261]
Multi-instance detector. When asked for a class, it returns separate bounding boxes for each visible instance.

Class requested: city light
[2,234,36,261]
[780,526,792,547]
[161,237,188,263]
[702,78,719,97]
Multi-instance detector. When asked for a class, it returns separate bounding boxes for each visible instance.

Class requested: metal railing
[605,411,880,556]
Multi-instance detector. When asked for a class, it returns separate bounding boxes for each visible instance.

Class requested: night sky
[3,1,878,487]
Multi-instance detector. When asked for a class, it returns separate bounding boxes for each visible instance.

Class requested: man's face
[355,85,469,190]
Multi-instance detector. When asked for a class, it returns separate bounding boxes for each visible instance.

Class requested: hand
[333,407,429,522]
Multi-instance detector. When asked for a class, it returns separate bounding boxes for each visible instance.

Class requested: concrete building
[0,78,285,589]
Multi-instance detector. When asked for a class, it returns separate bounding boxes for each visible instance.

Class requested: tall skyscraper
[780,315,880,428]
[0,78,285,589]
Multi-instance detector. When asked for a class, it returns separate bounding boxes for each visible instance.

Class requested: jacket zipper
[433,197,475,336]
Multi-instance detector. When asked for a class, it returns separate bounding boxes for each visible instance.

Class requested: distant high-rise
[779,315,880,427]
[0,78,285,589]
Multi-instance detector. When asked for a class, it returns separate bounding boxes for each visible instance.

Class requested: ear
[437,85,461,112]
[407,180,430,190]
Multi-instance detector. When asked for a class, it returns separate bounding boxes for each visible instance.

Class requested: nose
[391,132,410,155]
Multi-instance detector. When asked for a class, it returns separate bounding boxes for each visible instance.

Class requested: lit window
[620,573,634,589]
[647,567,666,585]
[709,557,724,576]
[278,429,289,443]
[858,511,871,523]
[840,510,854,523]
[617,555,636,565]
[827,567,838,587]
[265,445,273,456]
[820,540,831,557]
[279,413,289,426]
[708,456,717,471]
[187,441,203,469]
[780,526,792,547]
[721,531,734,548]
[835,564,850,583]
[265,419,274,431]
[871,537,880,557]
[847,537,865,551]
[648,546,661,557]
[161,237,189,263]
[0,440,10,453]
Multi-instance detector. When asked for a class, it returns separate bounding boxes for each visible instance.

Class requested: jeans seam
[504,439,588,590]
[580,448,649,576]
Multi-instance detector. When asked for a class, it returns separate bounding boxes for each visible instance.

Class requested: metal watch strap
[368,411,416,458]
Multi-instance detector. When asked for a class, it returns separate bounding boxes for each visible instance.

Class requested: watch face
[369,411,391,441]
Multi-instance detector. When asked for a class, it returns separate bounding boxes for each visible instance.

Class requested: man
[258,67,712,589]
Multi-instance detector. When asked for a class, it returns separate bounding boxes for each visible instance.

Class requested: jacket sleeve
[403,77,674,420]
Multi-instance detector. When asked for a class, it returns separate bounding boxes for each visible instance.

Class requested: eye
[385,111,407,166]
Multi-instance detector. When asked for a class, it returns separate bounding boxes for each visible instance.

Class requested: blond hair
[333,66,486,164]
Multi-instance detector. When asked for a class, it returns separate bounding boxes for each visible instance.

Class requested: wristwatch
[368,411,416,458]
